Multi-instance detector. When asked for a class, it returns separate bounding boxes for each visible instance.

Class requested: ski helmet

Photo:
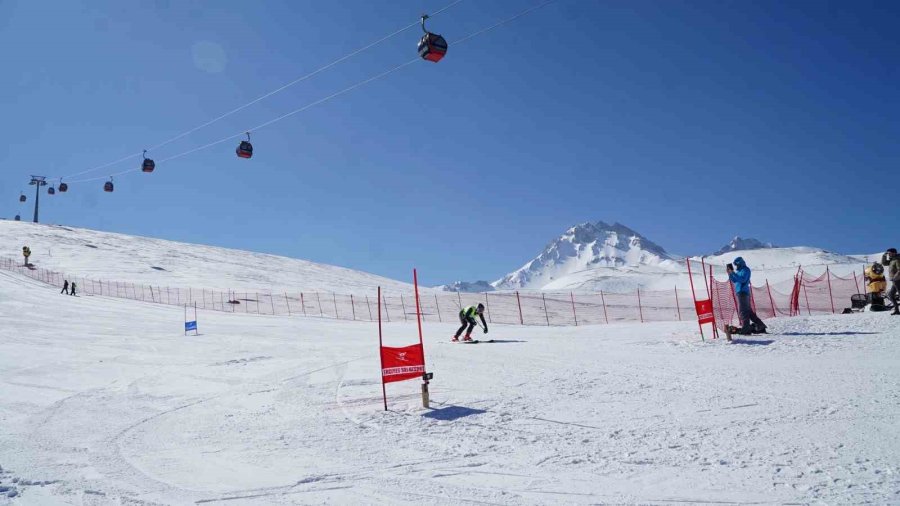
[476,303,485,313]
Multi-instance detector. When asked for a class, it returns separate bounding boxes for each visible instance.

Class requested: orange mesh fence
[0,256,867,328]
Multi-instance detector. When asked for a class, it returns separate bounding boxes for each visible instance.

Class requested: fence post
[351,295,356,320]
[853,270,861,295]
[674,286,682,321]
[570,292,578,326]
[484,293,492,323]
[826,266,835,314]
[285,293,291,315]
[541,293,550,326]
[300,292,306,316]
[400,294,408,321]
[802,280,811,316]
[600,290,609,324]
[515,291,524,325]
[766,279,777,317]
[434,294,442,322]
[316,292,323,316]
[270,293,276,315]
[332,292,339,319]
[637,288,644,323]
[255,292,260,314]
[457,291,462,309]
[382,292,390,322]
[166,286,171,305]
[366,295,373,320]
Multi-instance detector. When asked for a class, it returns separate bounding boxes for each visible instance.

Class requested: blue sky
[2,0,898,286]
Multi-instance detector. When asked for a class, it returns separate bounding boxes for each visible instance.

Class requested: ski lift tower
[28,176,47,223]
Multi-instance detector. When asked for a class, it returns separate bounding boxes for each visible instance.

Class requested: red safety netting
[0,256,867,329]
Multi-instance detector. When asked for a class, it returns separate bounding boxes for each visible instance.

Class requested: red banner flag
[380,343,425,384]
[695,299,714,325]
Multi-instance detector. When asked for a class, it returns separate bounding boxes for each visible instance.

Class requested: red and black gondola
[142,150,155,173]
[418,15,447,62]
[236,132,253,159]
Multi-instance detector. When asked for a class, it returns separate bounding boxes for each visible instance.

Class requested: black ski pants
[736,292,765,333]
[455,312,477,338]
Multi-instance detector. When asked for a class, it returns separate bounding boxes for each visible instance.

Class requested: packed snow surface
[0,221,415,294]
[2,256,899,504]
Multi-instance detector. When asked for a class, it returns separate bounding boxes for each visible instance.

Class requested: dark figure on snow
[453,303,488,342]
[70,281,76,296]
[884,248,900,315]
[61,280,69,295]
[727,257,767,334]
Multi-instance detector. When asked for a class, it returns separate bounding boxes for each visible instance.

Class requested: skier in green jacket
[453,303,488,342]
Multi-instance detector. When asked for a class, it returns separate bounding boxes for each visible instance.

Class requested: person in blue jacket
[727,257,767,335]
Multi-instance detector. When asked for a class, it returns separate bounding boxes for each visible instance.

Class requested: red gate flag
[695,299,714,325]
[378,270,430,410]
[380,343,425,384]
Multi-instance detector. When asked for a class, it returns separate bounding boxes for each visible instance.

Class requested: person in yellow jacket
[864,261,887,299]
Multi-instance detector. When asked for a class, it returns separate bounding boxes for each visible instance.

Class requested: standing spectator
[885,248,900,315]
[60,279,69,295]
[70,281,77,296]
[727,257,767,334]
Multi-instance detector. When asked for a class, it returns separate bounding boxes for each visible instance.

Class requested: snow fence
[0,256,868,328]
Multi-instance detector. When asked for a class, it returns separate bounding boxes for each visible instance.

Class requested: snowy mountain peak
[436,280,495,293]
[714,236,777,256]
[492,221,674,290]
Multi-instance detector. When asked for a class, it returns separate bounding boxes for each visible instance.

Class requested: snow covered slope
[0,221,414,294]
[492,221,679,291]
[1,257,899,504]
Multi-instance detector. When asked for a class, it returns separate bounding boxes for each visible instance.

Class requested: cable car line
[64,0,557,187]
[49,0,465,183]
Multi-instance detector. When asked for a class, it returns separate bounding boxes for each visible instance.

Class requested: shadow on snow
[422,405,487,421]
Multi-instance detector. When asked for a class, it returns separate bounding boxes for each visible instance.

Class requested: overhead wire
[67,0,559,185]
[50,0,465,182]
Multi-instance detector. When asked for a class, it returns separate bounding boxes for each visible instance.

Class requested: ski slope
[0,221,415,294]
[1,248,899,504]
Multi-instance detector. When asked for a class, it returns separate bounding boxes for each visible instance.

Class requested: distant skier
[453,303,488,342]
[70,281,77,296]
[727,257,767,334]
[885,248,900,315]
[60,279,69,295]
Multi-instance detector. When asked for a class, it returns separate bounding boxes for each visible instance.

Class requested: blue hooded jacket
[728,257,751,294]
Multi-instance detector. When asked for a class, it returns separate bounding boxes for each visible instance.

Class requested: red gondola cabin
[418,15,447,62]
[142,150,155,173]
[236,140,253,159]
[58,182,68,193]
